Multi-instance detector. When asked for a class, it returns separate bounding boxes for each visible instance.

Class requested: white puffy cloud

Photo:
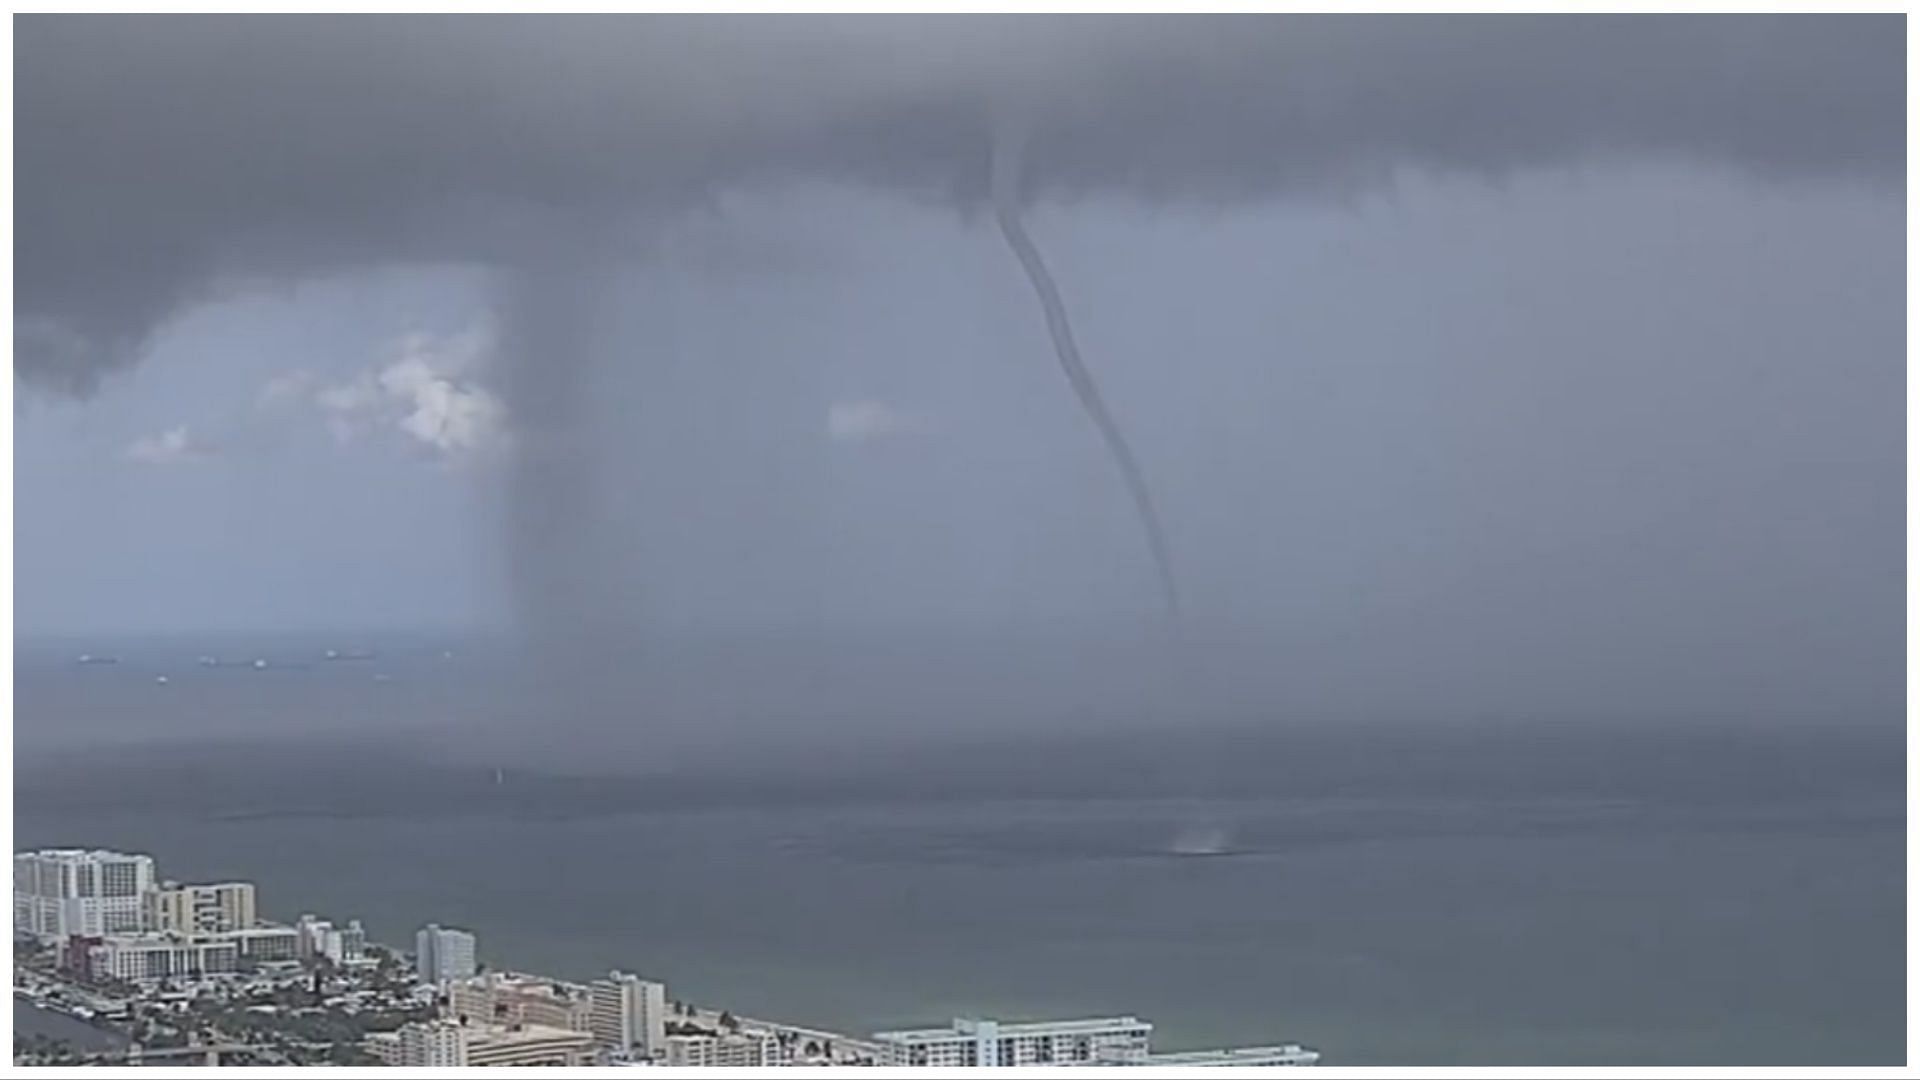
[125,425,215,465]
[827,399,924,444]
[266,328,507,461]
[378,352,507,456]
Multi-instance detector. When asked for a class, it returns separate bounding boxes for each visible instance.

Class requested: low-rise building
[58,935,103,975]
[395,1019,469,1066]
[466,1022,598,1067]
[85,932,240,983]
[450,972,592,1033]
[872,1016,1153,1067]
[1132,1044,1322,1067]
[363,1031,402,1065]
[223,925,302,962]
[383,1018,596,1067]
[664,1031,780,1067]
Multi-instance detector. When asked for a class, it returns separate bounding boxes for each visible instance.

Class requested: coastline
[12,997,129,1050]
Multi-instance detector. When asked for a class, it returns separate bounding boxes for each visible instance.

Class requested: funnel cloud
[12,16,1904,743]
[992,134,1183,619]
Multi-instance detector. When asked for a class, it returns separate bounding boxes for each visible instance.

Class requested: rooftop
[1139,1045,1321,1067]
[873,1017,1151,1042]
[468,1022,595,1049]
[459,972,586,1000]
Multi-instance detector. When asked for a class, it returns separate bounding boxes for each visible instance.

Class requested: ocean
[13,635,1905,1065]
[11,1002,128,1051]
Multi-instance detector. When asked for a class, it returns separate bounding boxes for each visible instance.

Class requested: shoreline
[12,997,130,1051]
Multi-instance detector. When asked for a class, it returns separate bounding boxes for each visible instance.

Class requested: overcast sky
[12,16,1904,725]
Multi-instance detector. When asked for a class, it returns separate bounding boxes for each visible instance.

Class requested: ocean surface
[12,1003,128,1051]
[13,635,1905,1065]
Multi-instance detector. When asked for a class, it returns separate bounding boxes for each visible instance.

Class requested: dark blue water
[14,637,1904,1065]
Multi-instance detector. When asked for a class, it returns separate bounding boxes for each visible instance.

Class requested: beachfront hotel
[13,849,156,939]
[872,1016,1153,1067]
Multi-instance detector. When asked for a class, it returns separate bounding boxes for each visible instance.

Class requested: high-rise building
[396,1019,469,1067]
[294,914,366,965]
[146,881,257,934]
[588,971,668,1059]
[415,923,477,985]
[336,919,367,963]
[872,1017,1153,1067]
[14,849,156,939]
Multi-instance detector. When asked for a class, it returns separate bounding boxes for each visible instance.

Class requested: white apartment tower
[13,849,156,940]
[415,923,478,985]
[588,970,668,1059]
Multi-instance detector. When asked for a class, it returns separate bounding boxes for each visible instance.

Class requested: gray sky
[13,16,1904,727]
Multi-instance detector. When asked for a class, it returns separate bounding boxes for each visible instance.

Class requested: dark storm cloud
[15,14,1903,390]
